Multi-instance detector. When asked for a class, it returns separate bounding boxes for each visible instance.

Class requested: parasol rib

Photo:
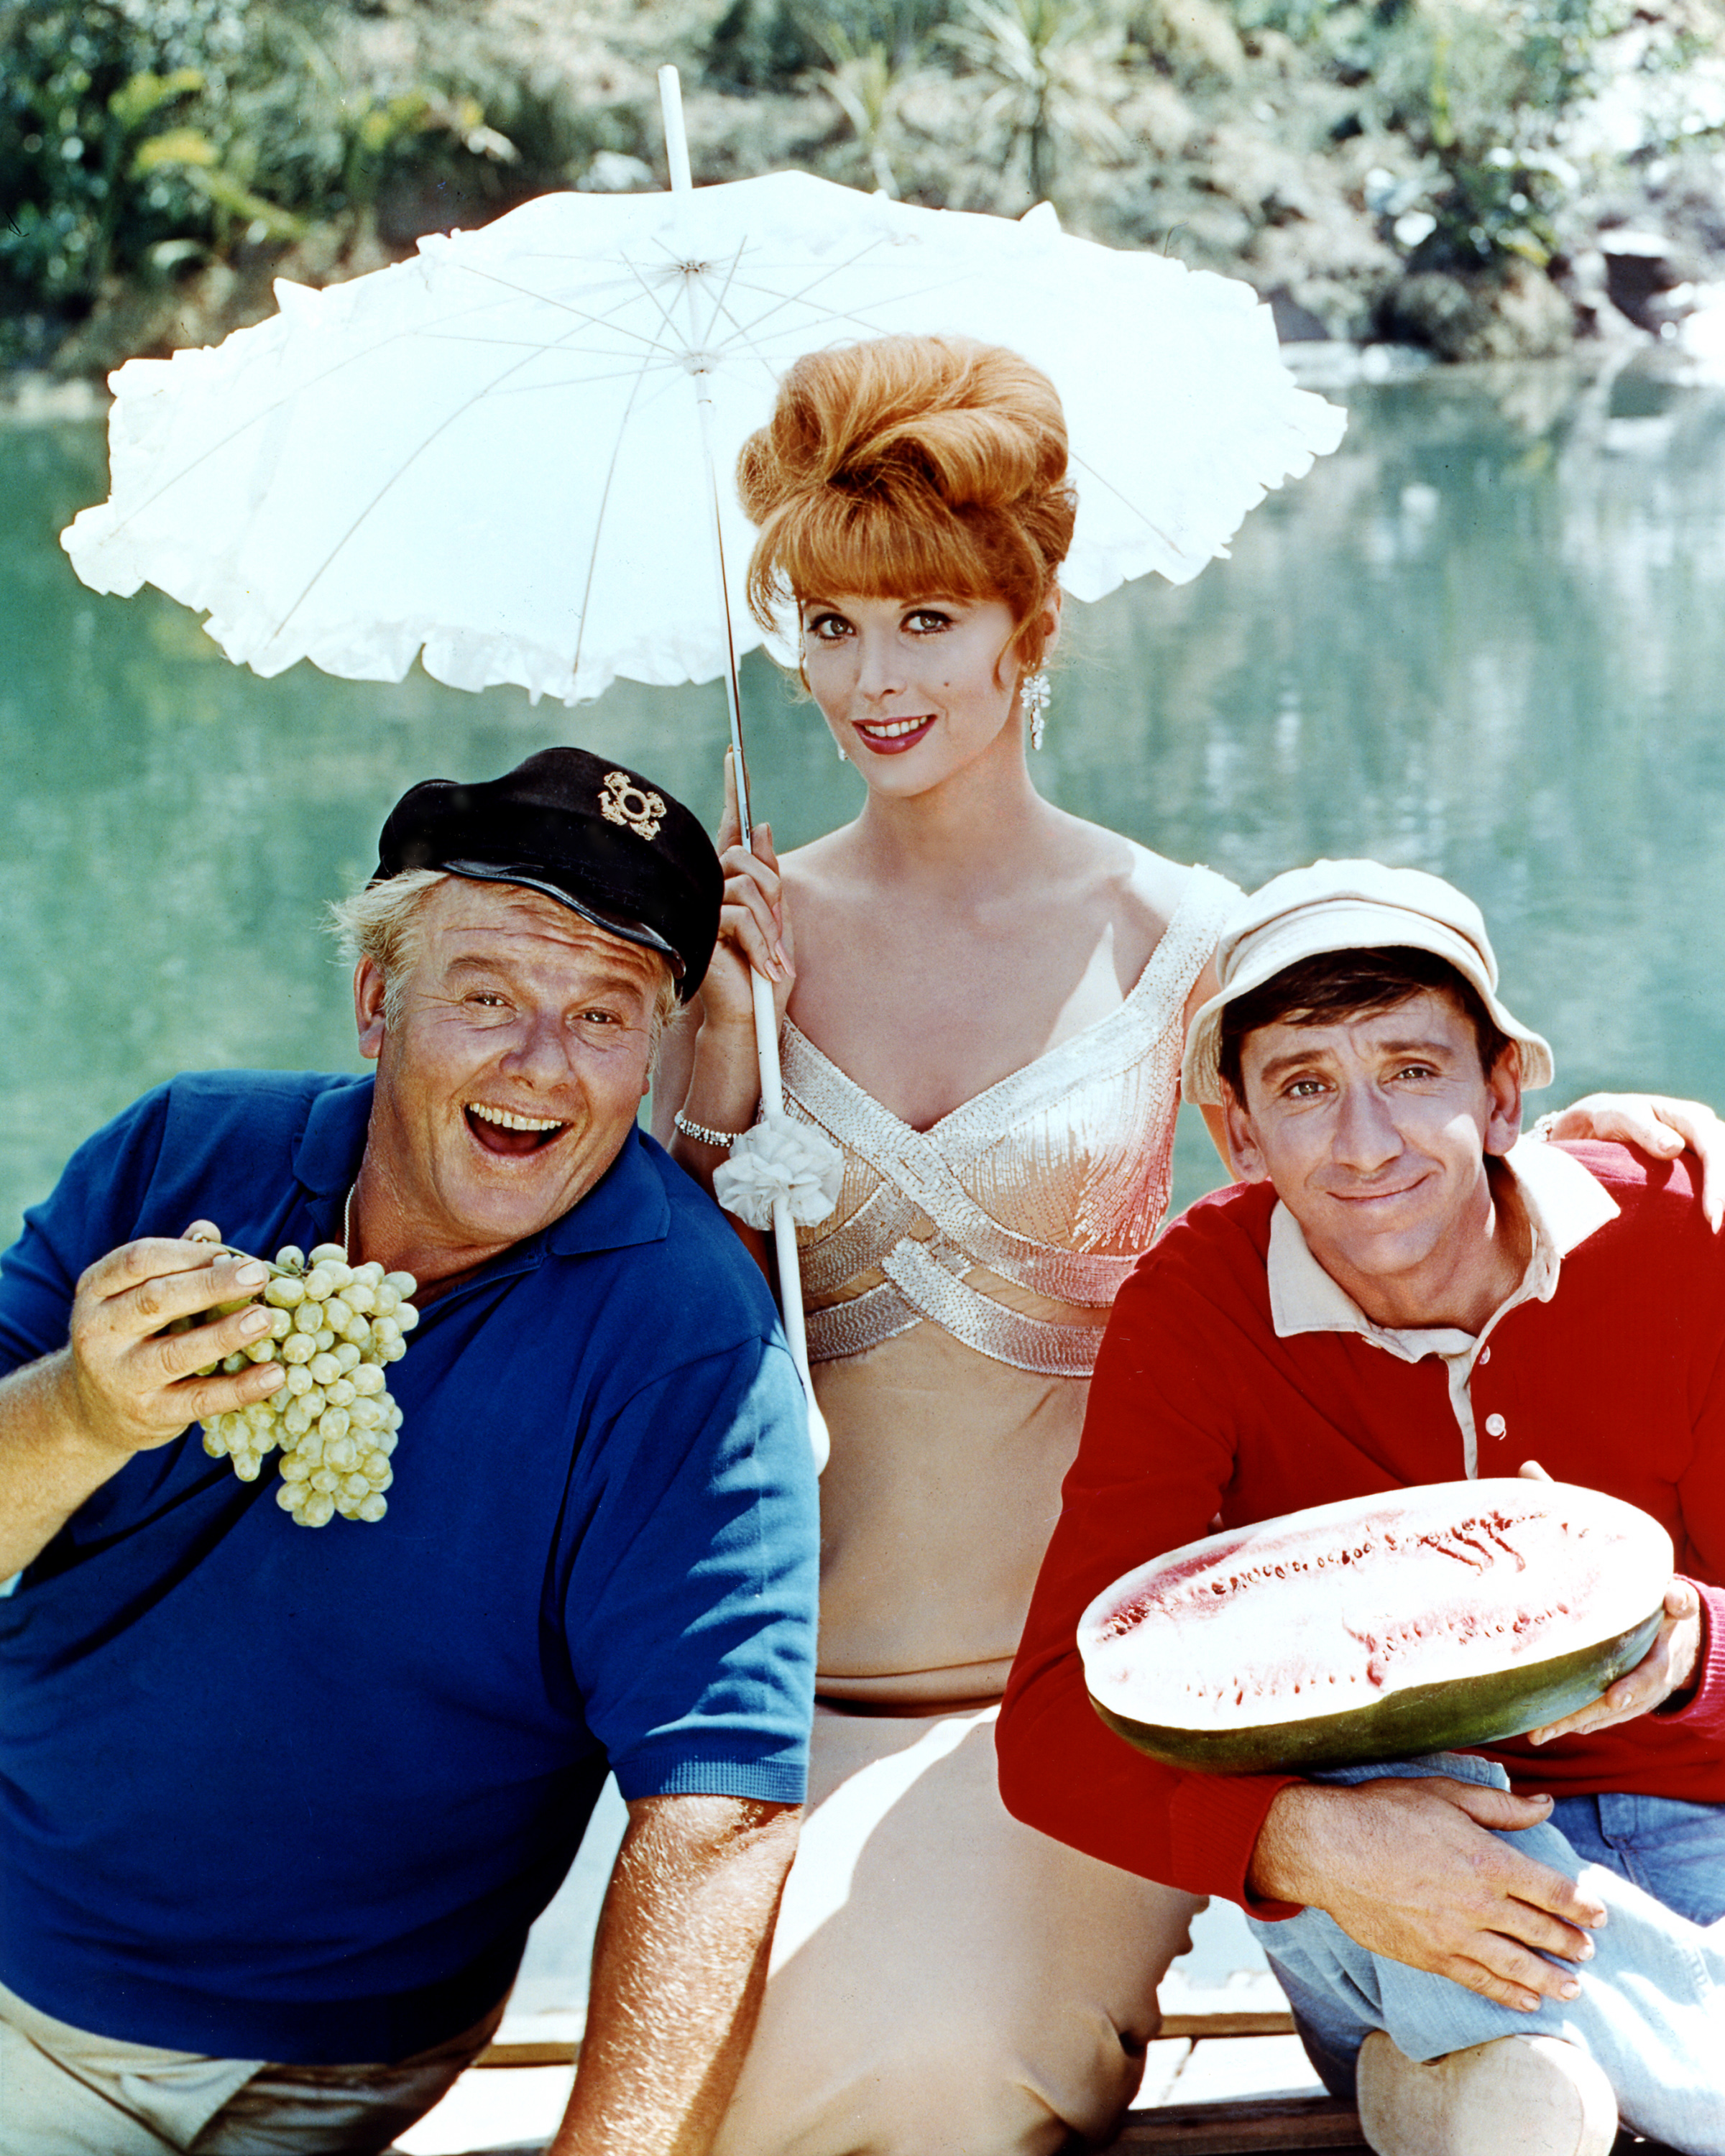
[252,301,658,650]
[566,361,655,700]
[99,278,679,545]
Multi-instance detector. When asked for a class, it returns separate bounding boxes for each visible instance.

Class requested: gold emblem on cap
[599,771,665,842]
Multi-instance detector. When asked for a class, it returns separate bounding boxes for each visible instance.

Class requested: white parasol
[63,70,1346,1466]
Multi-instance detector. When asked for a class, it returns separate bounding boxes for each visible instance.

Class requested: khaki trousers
[0,1977,503,2156]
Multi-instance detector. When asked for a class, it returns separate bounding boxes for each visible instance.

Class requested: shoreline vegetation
[4,0,1725,397]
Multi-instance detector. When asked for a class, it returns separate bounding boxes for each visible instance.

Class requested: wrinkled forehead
[1242,985,1479,1067]
[420,877,668,994]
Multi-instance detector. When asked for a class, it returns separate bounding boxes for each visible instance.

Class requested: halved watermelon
[1079,1480,1670,1773]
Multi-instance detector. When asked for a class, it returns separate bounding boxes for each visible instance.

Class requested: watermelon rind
[1079,1480,1673,1775]
[1092,1606,1664,1773]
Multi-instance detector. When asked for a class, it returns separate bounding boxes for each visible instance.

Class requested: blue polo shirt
[0,1072,818,2064]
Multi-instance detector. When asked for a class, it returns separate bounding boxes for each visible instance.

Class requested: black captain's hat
[375,747,723,1000]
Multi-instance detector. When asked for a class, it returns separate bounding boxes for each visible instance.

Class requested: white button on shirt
[1484,1412,1507,1437]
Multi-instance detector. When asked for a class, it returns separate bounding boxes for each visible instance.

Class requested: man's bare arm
[1248,1777,1608,2014]
[0,1223,289,1577]
[550,1795,800,2156]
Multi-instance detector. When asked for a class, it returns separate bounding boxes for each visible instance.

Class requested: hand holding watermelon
[1528,1577,1703,1746]
[1510,1459,1701,1746]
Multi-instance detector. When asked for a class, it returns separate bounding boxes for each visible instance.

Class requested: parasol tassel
[714,1115,844,1230]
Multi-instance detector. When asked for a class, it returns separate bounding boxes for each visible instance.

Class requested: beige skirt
[714,1700,1205,2156]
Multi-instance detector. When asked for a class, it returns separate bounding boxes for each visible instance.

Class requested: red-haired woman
[659,334,1225,2156]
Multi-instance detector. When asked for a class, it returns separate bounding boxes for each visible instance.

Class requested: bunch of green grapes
[171,1242,420,1528]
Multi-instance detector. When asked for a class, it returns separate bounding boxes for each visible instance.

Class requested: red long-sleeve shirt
[997,1143,1725,1914]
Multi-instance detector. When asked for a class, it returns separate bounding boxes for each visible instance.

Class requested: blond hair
[327,868,448,1030]
[738,336,1075,673]
[326,870,678,1063]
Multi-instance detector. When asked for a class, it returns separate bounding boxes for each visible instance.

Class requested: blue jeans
[1547,1789,1725,1926]
[1246,1754,1725,2156]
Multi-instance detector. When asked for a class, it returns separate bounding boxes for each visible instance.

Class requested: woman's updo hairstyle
[738,335,1077,674]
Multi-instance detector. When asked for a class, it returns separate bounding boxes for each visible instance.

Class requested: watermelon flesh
[1079,1480,1672,1774]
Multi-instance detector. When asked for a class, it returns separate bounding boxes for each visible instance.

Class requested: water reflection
[4,358,1723,1243]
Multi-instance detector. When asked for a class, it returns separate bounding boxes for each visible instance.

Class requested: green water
[4,357,1724,1248]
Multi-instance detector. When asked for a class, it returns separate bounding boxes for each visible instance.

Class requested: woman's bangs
[780,496,992,604]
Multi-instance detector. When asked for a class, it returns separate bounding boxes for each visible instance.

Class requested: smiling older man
[0,747,819,2156]
[1000,862,1725,2156]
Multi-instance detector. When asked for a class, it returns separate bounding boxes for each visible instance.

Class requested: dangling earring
[1019,670,1051,751]
[836,738,848,762]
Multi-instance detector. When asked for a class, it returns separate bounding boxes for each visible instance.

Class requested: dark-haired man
[0,748,819,2156]
[998,861,1725,2156]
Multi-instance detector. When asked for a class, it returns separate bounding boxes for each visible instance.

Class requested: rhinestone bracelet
[673,1109,749,1151]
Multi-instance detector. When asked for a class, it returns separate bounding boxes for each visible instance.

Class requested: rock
[1598,229,1696,331]
[1266,286,1331,342]
[1380,262,1573,362]
[1553,247,1646,344]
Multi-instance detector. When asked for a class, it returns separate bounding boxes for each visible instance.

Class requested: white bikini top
[781,866,1242,1380]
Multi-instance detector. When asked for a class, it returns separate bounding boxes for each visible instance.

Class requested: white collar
[1266,1135,1620,1362]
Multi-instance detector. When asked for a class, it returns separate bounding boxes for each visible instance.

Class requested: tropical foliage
[1,0,1721,369]
[942,0,1129,203]
[0,0,589,351]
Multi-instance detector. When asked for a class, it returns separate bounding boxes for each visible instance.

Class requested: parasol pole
[660,64,829,1473]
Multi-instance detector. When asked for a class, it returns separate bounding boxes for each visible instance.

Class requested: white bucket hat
[1182,859,1555,1105]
